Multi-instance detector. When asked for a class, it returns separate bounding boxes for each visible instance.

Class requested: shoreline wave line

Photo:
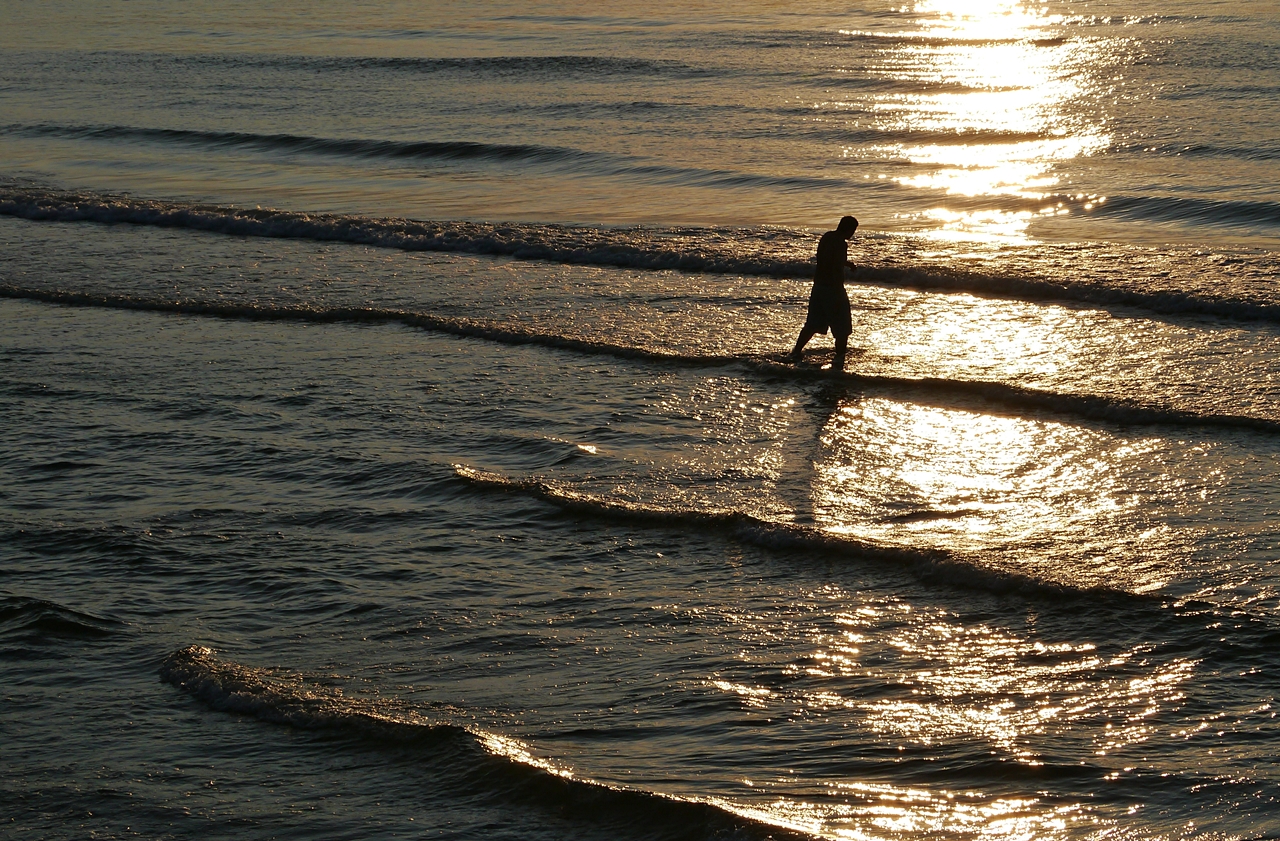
[6,283,1279,436]
[160,644,812,840]
[5,187,1280,324]
[451,465,1169,602]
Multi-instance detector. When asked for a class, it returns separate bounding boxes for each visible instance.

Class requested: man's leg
[831,332,849,368]
[791,328,817,359]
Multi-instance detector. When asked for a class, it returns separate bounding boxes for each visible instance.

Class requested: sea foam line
[5,186,1280,323]
[5,283,1279,436]
[159,644,812,840]
[0,185,813,275]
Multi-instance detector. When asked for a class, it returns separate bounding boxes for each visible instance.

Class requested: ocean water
[3,1,1280,838]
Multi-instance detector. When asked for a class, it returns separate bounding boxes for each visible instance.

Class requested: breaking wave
[450,466,1157,599]
[159,644,811,840]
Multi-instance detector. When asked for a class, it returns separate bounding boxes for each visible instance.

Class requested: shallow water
[3,1,1280,839]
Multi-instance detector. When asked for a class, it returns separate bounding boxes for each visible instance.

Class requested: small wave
[454,469,1280,639]
[332,53,717,80]
[332,53,693,76]
[861,264,1280,324]
[3,123,596,167]
[0,185,788,270]
[5,187,1280,324]
[451,466,1155,599]
[0,594,121,641]
[4,521,184,568]
[160,645,810,840]
[5,283,1279,436]
[1074,13,1208,27]
[252,51,714,79]
[833,29,1071,49]
[1090,193,1280,230]
[799,124,1060,146]
[848,370,1280,436]
[22,459,101,473]
[160,643,473,740]
[75,49,716,81]
[3,124,836,192]
[1110,140,1280,163]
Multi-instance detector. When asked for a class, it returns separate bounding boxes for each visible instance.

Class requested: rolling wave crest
[160,644,810,840]
[0,594,121,641]
[5,186,1280,323]
[4,282,1278,435]
[451,466,1154,598]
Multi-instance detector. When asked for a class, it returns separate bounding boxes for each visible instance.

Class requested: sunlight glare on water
[852,0,1112,243]
[5,2,1280,839]
[809,399,1178,591]
[730,596,1200,840]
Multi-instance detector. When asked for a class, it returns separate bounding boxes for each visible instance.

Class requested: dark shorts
[802,283,852,339]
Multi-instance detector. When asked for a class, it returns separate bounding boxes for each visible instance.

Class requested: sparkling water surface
[3,1,1280,839]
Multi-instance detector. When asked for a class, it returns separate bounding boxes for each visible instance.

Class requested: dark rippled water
[3,2,1280,839]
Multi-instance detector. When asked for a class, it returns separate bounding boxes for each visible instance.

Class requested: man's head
[837,215,859,238]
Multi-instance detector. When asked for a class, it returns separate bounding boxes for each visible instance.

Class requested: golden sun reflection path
[839,0,1114,243]
[702,591,1200,841]
[809,398,1179,592]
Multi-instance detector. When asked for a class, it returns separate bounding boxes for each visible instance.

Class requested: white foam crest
[159,644,582,780]
[159,644,441,734]
[0,186,812,278]
[6,186,1280,322]
[159,645,817,839]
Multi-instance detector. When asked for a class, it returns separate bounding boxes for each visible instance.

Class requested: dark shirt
[813,230,848,286]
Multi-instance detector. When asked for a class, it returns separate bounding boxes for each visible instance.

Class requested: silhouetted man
[791,215,858,365]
